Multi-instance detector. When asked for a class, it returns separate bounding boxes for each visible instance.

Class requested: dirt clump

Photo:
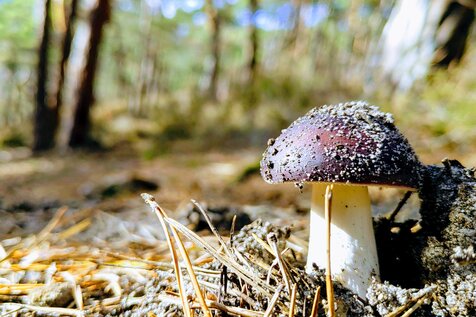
[372,159,476,316]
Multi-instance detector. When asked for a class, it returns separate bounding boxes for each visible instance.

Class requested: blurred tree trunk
[432,1,475,68]
[113,38,129,99]
[378,0,474,93]
[131,3,157,116]
[285,0,303,50]
[205,0,221,101]
[3,64,17,127]
[69,0,111,148]
[248,0,259,86]
[33,0,54,152]
[245,0,260,114]
[51,0,79,136]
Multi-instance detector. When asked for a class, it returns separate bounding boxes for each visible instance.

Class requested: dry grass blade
[169,224,212,317]
[384,285,435,317]
[57,218,92,240]
[325,185,335,317]
[230,215,237,238]
[164,217,274,297]
[102,250,218,275]
[387,191,413,222]
[233,247,255,272]
[252,233,274,255]
[310,286,321,317]
[263,284,284,317]
[192,199,234,259]
[73,284,84,310]
[289,283,297,317]
[266,258,279,284]
[400,297,426,317]
[0,206,68,262]
[0,306,22,316]
[267,233,292,293]
[199,280,259,308]
[288,234,308,250]
[192,253,215,266]
[285,239,305,254]
[36,206,69,241]
[141,194,192,317]
[143,194,212,317]
[155,293,263,317]
[101,251,173,270]
[201,299,264,317]
[0,303,84,317]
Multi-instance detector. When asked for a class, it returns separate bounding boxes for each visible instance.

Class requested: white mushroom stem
[306,183,380,299]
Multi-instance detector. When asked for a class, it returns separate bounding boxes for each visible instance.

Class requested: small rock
[27,282,74,307]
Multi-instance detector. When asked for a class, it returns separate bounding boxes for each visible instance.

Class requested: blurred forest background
[0,0,475,208]
[0,2,476,314]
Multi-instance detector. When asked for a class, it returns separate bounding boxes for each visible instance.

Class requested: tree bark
[432,1,475,68]
[378,0,446,92]
[33,0,54,152]
[68,0,111,148]
[51,0,79,137]
[377,0,474,92]
[205,0,221,101]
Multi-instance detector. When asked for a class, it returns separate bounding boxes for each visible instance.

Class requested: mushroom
[260,101,422,298]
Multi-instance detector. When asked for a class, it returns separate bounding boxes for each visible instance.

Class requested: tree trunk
[433,1,475,68]
[205,0,221,101]
[284,0,303,50]
[68,0,111,148]
[248,0,259,86]
[377,0,474,92]
[33,0,54,152]
[245,0,260,114]
[131,2,156,116]
[51,0,79,138]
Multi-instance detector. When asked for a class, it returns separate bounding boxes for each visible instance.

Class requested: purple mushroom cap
[260,101,423,189]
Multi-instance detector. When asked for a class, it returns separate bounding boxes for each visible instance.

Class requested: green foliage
[0,0,474,158]
[0,0,36,64]
[389,49,476,155]
[235,160,260,183]
[0,128,28,148]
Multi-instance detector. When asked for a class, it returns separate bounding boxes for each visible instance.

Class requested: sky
[118,0,331,30]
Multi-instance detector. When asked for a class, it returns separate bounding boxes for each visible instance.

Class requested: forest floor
[0,144,475,316]
[0,144,299,214]
[4,140,450,210]
[0,143,423,238]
